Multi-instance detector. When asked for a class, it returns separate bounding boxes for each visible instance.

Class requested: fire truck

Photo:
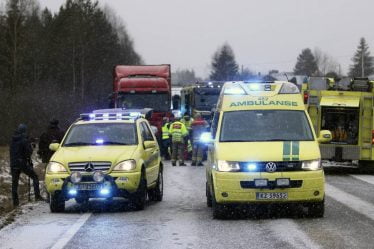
[305,77,374,168]
[112,65,172,135]
[180,82,223,122]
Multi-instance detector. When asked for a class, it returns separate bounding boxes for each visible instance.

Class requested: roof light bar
[80,112,140,121]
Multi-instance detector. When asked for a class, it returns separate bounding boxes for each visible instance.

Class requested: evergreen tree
[294,48,318,76]
[349,37,374,77]
[210,43,239,81]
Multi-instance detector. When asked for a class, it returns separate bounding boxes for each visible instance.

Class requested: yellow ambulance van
[204,81,332,219]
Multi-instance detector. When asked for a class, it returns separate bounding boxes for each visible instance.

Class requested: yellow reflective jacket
[169,121,188,142]
[162,123,170,140]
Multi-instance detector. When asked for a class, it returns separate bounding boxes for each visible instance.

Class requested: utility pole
[361,51,365,77]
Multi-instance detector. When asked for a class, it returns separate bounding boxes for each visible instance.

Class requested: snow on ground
[0,146,46,223]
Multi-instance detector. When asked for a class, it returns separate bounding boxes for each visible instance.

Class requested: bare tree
[314,47,340,76]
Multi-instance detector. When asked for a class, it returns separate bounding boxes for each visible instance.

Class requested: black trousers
[161,139,170,159]
[11,166,40,205]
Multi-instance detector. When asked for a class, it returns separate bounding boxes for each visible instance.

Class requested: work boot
[198,162,204,166]
[179,162,186,166]
[172,162,176,166]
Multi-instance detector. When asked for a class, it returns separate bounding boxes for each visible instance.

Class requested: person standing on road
[10,124,43,207]
[191,113,209,166]
[169,117,188,166]
[161,117,171,160]
[38,119,64,163]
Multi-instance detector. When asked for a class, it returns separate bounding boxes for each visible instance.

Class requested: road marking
[350,175,374,186]
[266,219,321,249]
[326,184,374,221]
[50,213,92,249]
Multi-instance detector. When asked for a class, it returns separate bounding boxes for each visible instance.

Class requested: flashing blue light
[100,188,110,195]
[89,114,95,119]
[247,163,257,171]
[68,189,77,196]
[200,132,212,143]
[96,139,104,144]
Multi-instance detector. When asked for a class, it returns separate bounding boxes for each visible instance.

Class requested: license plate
[256,192,288,200]
[75,183,102,191]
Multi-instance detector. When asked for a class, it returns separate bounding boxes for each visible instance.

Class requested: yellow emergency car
[204,81,332,219]
[45,109,163,212]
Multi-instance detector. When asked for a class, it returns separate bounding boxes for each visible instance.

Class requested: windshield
[220,110,314,142]
[119,93,170,112]
[63,123,137,146]
[194,89,220,111]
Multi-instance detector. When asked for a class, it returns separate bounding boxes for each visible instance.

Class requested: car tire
[50,192,65,213]
[149,168,163,202]
[206,182,212,207]
[131,172,147,211]
[211,186,226,219]
[308,199,324,218]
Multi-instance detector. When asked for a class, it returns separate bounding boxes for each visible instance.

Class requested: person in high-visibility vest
[169,117,188,166]
[161,117,171,160]
[181,114,194,159]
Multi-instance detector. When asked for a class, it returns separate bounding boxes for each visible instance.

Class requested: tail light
[303,91,309,104]
[372,130,374,144]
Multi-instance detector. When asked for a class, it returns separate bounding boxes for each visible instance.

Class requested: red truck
[112,64,172,135]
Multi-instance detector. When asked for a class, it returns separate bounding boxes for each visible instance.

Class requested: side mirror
[318,130,332,143]
[144,141,157,149]
[49,143,60,152]
[200,132,213,144]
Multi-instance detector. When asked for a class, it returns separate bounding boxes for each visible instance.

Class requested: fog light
[93,171,105,183]
[118,177,128,182]
[100,188,110,196]
[68,189,77,196]
[276,178,290,187]
[314,191,320,196]
[71,172,82,183]
[52,178,60,184]
[254,179,268,187]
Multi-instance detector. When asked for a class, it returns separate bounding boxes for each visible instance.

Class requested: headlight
[113,160,136,171]
[47,162,67,173]
[217,160,240,172]
[70,172,82,183]
[302,159,322,170]
[93,171,105,183]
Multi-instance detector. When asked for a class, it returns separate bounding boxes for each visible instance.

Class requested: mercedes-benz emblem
[85,162,95,172]
[265,162,277,173]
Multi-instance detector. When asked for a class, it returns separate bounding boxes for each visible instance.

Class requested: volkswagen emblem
[265,162,277,173]
[85,162,95,172]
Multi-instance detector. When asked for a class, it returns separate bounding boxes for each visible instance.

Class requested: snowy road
[1,162,374,249]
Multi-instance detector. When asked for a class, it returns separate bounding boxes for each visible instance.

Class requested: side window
[211,112,220,138]
[141,122,154,141]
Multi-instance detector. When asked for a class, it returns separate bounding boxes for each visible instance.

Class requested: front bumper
[212,170,324,204]
[45,171,141,197]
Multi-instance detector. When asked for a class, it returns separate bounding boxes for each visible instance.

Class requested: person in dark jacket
[10,124,43,207]
[38,119,64,163]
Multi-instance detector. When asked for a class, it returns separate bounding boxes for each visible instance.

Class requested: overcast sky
[40,0,374,78]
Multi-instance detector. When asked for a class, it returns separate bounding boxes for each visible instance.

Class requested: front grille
[238,161,302,172]
[68,162,112,173]
[240,180,303,189]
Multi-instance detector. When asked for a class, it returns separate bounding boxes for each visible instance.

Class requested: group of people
[9,119,64,207]
[161,113,209,166]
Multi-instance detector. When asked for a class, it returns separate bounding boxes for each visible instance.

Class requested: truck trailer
[112,65,172,135]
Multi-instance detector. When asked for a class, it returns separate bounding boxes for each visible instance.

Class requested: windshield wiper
[103,141,130,145]
[64,142,94,147]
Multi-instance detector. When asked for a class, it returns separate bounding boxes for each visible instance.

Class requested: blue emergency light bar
[80,108,153,121]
